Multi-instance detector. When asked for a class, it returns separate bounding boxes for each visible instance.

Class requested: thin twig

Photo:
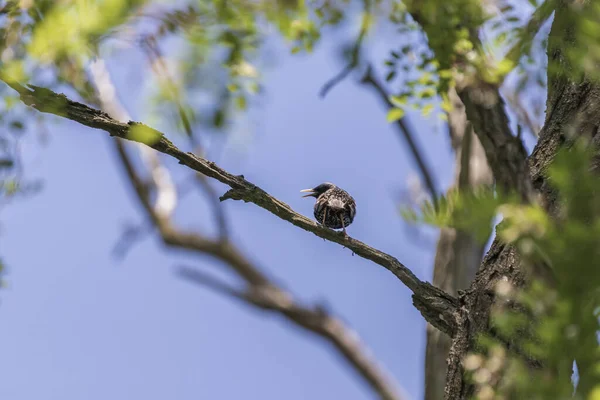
[319,0,371,98]
[320,63,356,98]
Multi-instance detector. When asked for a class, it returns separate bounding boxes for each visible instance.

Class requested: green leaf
[386,108,405,123]
[235,95,247,111]
[128,124,163,146]
[422,104,434,116]
[3,179,18,196]
[389,94,408,107]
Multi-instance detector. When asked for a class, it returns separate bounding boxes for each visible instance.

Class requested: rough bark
[444,1,600,398]
[456,82,534,202]
[424,88,493,400]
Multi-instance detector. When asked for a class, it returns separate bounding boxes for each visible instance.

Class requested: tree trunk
[443,1,600,398]
[425,88,492,400]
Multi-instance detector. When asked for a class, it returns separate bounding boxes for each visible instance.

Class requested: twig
[1,80,458,334]
[319,63,356,98]
[319,0,371,98]
[360,65,440,210]
[111,222,153,259]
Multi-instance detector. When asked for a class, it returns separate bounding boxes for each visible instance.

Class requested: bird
[300,182,356,237]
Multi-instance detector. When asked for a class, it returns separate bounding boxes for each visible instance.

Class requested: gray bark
[425,88,493,400]
[443,1,600,398]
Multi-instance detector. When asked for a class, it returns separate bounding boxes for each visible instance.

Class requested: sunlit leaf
[386,108,404,122]
[128,124,163,146]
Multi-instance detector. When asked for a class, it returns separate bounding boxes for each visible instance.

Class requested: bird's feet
[342,228,348,239]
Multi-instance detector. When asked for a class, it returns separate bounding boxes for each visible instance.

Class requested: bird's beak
[300,188,316,198]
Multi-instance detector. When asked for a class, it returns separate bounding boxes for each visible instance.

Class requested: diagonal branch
[114,133,404,400]
[2,80,458,335]
[318,0,371,98]
[178,266,407,400]
[455,81,533,202]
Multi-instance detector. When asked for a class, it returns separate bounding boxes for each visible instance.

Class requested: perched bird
[300,182,356,237]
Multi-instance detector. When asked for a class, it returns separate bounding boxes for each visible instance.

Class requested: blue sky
[0,10,540,400]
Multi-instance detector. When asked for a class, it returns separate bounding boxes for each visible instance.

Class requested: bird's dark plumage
[301,182,356,236]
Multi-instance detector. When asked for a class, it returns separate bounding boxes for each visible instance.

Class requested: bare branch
[319,63,356,98]
[113,128,405,400]
[111,221,153,259]
[178,266,408,400]
[1,80,458,335]
[319,0,371,98]
[456,81,533,202]
[360,65,440,210]
[114,136,272,285]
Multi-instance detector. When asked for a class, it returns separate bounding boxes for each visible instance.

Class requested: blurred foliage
[0,0,558,140]
[571,1,600,82]
[381,0,551,124]
[406,142,600,399]
[0,0,350,137]
[401,185,505,243]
